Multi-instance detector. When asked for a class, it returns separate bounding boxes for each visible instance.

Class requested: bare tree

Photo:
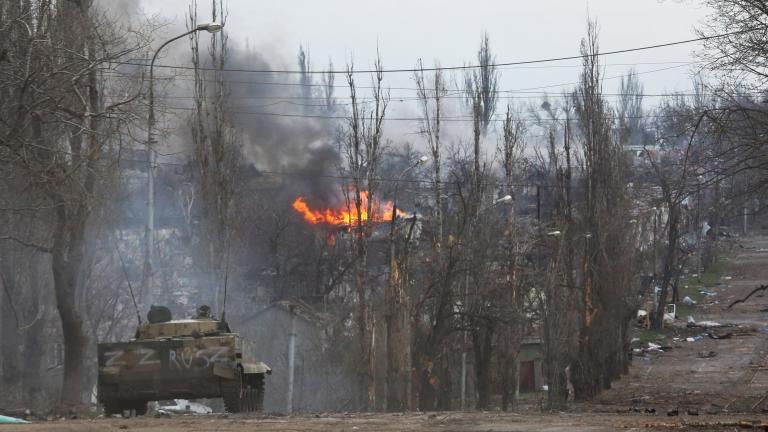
[343,53,389,410]
[0,0,148,407]
[412,60,455,411]
[187,0,240,314]
[497,105,528,411]
[465,33,499,134]
[570,19,635,399]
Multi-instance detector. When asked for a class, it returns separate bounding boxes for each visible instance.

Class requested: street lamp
[390,156,428,226]
[494,195,512,205]
[143,22,223,302]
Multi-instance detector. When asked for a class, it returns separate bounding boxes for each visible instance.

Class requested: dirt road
[4,412,768,432]
[597,234,768,413]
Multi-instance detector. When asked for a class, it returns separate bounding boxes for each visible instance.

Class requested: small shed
[517,335,544,394]
[239,300,354,412]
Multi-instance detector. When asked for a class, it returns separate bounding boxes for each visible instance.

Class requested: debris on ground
[697,350,717,358]
[727,283,768,309]
[157,399,213,415]
[707,330,733,340]
[0,414,31,424]
[686,316,726,328]
[666,408,679,416]
[682,296,696,306]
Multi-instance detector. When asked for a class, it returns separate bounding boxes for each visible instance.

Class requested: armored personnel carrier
[97,306,270,415]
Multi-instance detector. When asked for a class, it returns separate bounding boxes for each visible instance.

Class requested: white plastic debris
[698,321,723,328]
[157,399,212,414]
[647,342,663,352]
[682,296,696,306]
[0,415,30,424]
[701,222,710,237]
[687,316,723,328]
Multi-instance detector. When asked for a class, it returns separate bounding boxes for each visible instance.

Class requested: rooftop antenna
[116,242,142,325]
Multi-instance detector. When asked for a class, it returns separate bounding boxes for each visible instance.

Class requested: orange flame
[292,191,406,226]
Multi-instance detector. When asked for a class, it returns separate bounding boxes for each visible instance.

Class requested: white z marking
[104,351,125,367]
[206,346,230,364]
[137,348,160,366]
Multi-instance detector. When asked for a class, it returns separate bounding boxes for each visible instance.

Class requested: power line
[117,157,560,189]
[104,63,729,105]
[158,104,702,123]
[106,67,700,92]
[112,27,761,75]
[103,62,712,103]
[105,90,745,103]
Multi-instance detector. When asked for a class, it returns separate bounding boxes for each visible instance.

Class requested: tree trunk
[0,269,21,403]
[652,204,679,330]
[386,254,411,411]
[353,236,374,410]
[500,352,518,411]
[51,205,88,407]
[545,354,569,410]
[22,277,44,408]
[473,321,494,410]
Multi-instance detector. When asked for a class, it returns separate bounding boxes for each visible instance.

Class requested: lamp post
[143,22,223,303]
[391,155,429,229]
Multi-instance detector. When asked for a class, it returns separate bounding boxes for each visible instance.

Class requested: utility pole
[286,306,297,413]
[744,206,748,235]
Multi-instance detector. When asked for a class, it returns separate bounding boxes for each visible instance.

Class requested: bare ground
[4,412,768,432]
[596,234,768,414]
[6,236,768,431]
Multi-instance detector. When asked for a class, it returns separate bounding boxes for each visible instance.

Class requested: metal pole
[142,29,197,305]
[460,351,467,410]
[286,307,297,413]
[744,206,748,235]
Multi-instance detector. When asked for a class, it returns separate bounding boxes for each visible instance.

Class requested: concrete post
[286,307,297,413]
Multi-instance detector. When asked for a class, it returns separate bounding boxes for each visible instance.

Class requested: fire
[292,191,406,226]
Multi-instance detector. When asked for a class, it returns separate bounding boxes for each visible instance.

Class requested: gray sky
[139,0,709,92]
[132,0,711,147]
